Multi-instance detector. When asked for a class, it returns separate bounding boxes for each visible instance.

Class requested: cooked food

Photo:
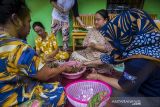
[47,62,59,68]
[66,66,83,73]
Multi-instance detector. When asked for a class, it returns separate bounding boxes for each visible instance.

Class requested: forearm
[76,17,84,26]
[95,45,107,53]
[51,1,63,12]
[92,59,103,65]
[85,59,103,66]
[98,75,123,91]
[35,65,65,81]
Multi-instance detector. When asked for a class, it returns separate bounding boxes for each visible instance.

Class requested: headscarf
[99,8,160,64]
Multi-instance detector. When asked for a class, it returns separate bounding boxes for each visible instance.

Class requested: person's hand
[62,9,69,15]
[45,57,56,63]
[49,48,59,58]
[87,73,101,80]
[52,20,59,26]
[76,17,86,29]
[80,23,86,29]
[83,61,98,68]
[83,61,92,66]
[88,42,96,49]
[62,65,72,73]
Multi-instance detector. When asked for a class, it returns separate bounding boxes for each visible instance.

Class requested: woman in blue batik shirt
[87,8,160,97]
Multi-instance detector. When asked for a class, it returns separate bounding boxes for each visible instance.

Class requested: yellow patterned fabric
[154,20,160,30]
[0,33,66,107]
[35,33,69,61]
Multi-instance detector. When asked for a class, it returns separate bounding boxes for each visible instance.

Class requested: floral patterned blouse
[35,33,69,61]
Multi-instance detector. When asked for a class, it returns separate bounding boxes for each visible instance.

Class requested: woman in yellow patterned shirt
[33,22,69,62]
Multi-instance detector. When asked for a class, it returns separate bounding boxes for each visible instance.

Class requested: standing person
[87,8,160,97]
[0,0,72,106]
[33,21,69,62]
[50,0,85,51]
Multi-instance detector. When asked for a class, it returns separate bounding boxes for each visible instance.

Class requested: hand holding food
[88,42,96,49]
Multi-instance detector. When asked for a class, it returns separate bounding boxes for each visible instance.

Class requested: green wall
[143,0,160,19]
[27,0,52,47]
[26,0,160,47]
